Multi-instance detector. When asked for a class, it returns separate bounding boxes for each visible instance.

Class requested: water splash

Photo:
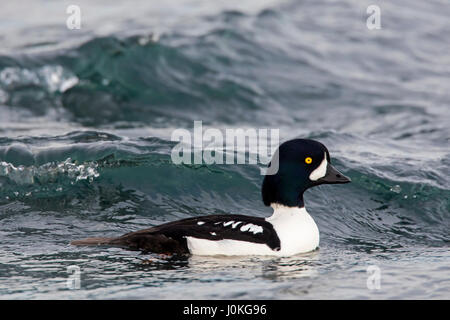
[0,158,99,186]
[0,65,78,93]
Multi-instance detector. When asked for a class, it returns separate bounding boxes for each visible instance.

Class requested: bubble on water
[138,33,159,46]
[390,185,402,193]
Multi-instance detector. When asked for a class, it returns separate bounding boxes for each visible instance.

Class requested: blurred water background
[0,0,449,299]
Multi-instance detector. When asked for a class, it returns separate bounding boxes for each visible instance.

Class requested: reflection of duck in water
[188,252,320,280]
[72,139,350,256]
[260,253,320,280]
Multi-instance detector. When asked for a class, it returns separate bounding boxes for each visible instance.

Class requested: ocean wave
[0,130,447,249]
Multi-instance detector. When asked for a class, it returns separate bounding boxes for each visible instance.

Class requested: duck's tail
[70,237,115,246]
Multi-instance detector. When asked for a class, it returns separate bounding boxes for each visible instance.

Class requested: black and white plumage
[72,139,351,257]
[72,215,281,254]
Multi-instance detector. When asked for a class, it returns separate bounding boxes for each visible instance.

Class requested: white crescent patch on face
[309,153,327,181]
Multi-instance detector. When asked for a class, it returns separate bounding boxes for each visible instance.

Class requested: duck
[71,138,350,256]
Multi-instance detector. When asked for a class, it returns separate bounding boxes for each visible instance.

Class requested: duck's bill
[317,164,351,184]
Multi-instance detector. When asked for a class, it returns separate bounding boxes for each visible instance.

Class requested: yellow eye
[305,157,312,164]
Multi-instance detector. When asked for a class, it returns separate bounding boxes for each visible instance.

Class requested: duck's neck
[267,203,308,221]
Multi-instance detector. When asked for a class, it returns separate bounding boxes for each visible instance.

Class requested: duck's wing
[105,214,281,254]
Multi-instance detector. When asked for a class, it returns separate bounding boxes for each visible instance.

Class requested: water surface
[0,0,449,299]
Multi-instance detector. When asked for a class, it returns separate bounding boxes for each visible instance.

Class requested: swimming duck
[71,139,350,256]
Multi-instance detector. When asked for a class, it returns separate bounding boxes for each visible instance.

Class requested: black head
[262,139,350,208]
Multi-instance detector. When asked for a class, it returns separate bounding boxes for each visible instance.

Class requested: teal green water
[0,0,449,299]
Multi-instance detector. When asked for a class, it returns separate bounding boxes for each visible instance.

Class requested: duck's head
[262,139,350,208]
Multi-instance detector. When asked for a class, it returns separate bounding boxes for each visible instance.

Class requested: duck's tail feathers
[70,237,115,246]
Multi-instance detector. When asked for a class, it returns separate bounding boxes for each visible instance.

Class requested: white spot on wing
[210,232,217,236]
[197,221,205,225]
[231,221,242,228]
[309,153,327,181]
[223,221,234,227]
[240,223,263,234]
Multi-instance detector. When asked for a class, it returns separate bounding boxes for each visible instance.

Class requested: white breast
[266,205,320,256]
[186,205,319,257]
